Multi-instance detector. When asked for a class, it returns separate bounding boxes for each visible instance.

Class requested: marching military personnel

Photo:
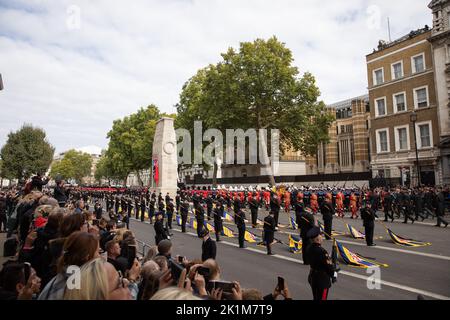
[194,201,205,237]
[298,207,315,265]
[235,209,246,248]
[140,196,146,222]
[434,187,449,228]
[249,192,259,228]
[320,197,334,240]
[166,198,175,230]
[360,203,378,246]
[180,199,190,233]
[148,196,155,224]
[175,192,181,213]
[213,199,224,242]
[270,193,281,228]
[306,226,336,301]
[382,188,394,222]
[134,196,140,220]
[206,194,213,220]
[263,211,276,255]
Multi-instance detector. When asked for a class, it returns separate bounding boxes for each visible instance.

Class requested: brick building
[366,27,440,186]
[305,95,371,176]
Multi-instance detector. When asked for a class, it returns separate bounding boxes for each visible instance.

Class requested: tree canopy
[176,36,333,184]
[49,149,92,183]
[0,124,55,180]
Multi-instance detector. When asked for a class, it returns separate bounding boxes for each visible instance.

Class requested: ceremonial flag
[288,234,302,253]
[244,230,259,243]
[387,228,431,247]
[152,158,159,185]
[290,216,298,230]
[176,215,182,226]
[221,226,234,238]
[334,239,388,268]
[189,217,197,229]
[346,224,365,239]
[222,211,234,222]
[204,221,215,233]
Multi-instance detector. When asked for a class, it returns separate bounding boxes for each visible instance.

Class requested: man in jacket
[200,229,217,261]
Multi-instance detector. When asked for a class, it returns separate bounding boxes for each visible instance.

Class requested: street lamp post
[410,111,421,187]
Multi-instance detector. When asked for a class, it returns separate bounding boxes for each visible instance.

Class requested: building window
[375,97,387,117]
[411,53,425,73]
[393,92,407,113]
[373,68,384,86]
[394,125,409,151]
[376,128,389,153]
[416,121,432,149]
[391,61,403,80]
[365,102,370,113]
[414,86,429,108]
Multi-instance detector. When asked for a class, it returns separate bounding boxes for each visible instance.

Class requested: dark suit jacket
[202,237,217,261]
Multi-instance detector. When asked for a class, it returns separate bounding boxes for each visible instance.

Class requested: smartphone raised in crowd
[277,276,285,291]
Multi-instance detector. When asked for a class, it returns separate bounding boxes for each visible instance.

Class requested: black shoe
[445,223,448,228]
[240,245,246,248]
[368,243,377,247]
[267,252,274,255]
[384,219,388,222]
[435,224,441,227]
[403,221,407,224]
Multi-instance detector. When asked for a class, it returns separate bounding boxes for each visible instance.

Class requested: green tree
[105,105,176,186]
[176,36,333,185]
[94,154,117,185]
[0,124,55,180]
[49,149,92,184]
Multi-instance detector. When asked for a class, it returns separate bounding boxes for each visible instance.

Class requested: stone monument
[151,117,178,198]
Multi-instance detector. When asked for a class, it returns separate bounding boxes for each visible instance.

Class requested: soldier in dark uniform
[165,192,171,208]
[180,199,189,233]
[294,197,304,228]
[263,211,276,255]
[249,193,259,228]
[148,196,155,224]
[175,192,181,213]
[94,201,103,220]
[194,202,205,237]
[114,195,120,215]
[434,187,449,228]
[140,196,146,222]
[166,198,175,230]
[320,197,334,240]
[154,212,168,245]
[127,197,133,222]
[132,196,138,220]
[360,203,378,246]
[270,193,281,228]
[402,190,415,224]
[233,194,242,218]
[383,188,394,222]
[306,227,335,301]
[412,188,426,221]
[213,199,224,241]
[298,207,315,265]
[200,229,217,261]
[235,209,246,248]
[206,195,213,220]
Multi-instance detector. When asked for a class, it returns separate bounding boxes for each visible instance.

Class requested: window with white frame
[414,86,429,108]
[416,122,432,148]
[394,125,409,151]
[373,68,384,85]
[412,53,425,73]
[393,92,406,113]
[376,128,389,153]
[375,97,387,117]
[391,61,403,80]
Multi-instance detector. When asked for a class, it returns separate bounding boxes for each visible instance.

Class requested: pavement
[126,206,450,300]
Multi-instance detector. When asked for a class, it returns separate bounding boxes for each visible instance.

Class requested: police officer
[306,226,335,301]
[298,207,315,265]
[360,203,378,246]
[263,211,276,255]
[180,199,190,233]
[320,197,334,240]
[235,209,246,248]
[213,199,224,242]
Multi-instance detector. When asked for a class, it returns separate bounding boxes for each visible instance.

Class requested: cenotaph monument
[151,117,178,198]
